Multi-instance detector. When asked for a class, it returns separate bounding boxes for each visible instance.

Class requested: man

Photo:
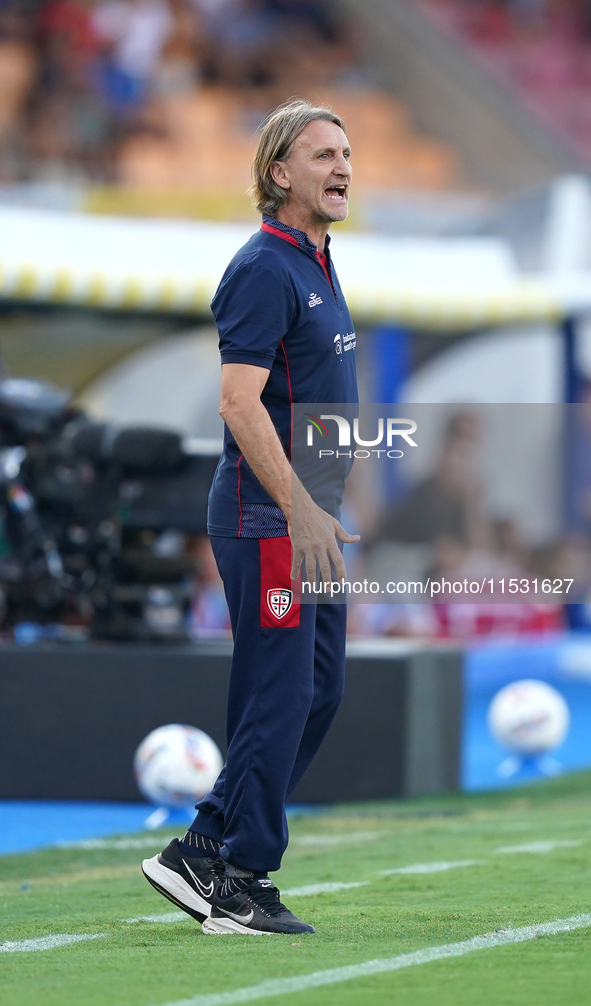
[142,99,359,935]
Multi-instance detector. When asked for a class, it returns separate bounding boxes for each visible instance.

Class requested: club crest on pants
[267,588,293,619]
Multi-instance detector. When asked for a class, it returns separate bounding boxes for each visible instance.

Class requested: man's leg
[193,558,347,864]
[141,533,315,926]
[286,601,347,798]
[145,537,346,932]
[201,537,349,934]
[193,535,318,874]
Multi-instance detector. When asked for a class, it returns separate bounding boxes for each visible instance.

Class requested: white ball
[134,724,223,807]
[487,679,570,755]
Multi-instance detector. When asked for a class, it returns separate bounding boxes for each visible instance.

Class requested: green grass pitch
[2,771,591,1006]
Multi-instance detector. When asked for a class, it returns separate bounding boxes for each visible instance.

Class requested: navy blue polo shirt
[207,215,358,538]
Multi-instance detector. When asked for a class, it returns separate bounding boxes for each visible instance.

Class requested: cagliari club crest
[267,588,293,619]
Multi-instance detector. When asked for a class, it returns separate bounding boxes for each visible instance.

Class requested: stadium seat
[119,84,461,194]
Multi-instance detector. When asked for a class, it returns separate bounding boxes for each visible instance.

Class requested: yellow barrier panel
[13,266,37,300]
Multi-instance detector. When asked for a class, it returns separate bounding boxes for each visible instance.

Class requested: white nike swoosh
[219,907,255,925]
[182,860,214,899]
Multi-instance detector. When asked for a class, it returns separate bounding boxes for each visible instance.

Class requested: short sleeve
[211,256,296,369]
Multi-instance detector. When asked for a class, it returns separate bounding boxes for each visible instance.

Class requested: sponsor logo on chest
[308,292,323,307]
[333,332,356,355]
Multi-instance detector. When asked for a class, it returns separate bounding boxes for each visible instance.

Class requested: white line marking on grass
[292,832,385,847]
[0,933,107,953]
[380,860,484,876]
[284,860,483,897]
[122,913,187,924]
[153,913,591,1006]
[283,882,367,897]
[277,844,582,900]
[496,841,583,854]
[59,836,176,851]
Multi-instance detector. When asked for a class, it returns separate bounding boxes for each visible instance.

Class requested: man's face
[272,119,352,225]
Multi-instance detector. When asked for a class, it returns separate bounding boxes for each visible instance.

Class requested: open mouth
[324,185,348,201]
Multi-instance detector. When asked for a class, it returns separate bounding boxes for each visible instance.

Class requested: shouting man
[143,99,359,935]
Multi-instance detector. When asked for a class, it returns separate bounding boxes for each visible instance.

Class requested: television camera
[0,378,219,641]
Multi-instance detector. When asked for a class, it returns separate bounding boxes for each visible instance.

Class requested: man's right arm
[220,363,359,584]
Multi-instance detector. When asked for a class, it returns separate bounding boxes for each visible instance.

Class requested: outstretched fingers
[334,522,360,545]
[290,545,304,582]
[328,543,347,582]
[318,551,333,586]
[289,513,360,585]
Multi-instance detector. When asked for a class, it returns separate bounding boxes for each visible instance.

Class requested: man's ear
[270,160,290,191]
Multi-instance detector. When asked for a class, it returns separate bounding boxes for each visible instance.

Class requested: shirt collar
[262,215,331,256]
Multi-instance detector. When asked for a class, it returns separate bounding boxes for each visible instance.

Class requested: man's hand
[220,363,360,582]
[289,490,360,585]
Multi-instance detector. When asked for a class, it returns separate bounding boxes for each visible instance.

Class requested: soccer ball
[134,724,223,807]
[487,679,570,755]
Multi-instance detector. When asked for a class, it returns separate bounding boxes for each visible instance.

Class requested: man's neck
[273,208,330,251]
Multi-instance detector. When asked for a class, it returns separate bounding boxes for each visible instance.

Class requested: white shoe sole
[141,854,212,920]
[202,916,276,935]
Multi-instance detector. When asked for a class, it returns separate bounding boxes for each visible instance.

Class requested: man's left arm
[219,362,359,584]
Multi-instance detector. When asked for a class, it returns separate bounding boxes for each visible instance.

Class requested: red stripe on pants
[259,536,301,627]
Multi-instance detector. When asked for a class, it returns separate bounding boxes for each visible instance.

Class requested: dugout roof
[0,206,588,330]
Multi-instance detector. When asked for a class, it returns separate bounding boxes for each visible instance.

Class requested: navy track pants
[190,535,346,873]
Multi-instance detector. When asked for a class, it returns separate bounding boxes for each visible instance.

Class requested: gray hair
[250,99,346,216]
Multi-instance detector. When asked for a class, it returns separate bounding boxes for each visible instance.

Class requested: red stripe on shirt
[261,222,334,292]
[261,221,299,247]
[237,453,244,537]
[280,339,294,458]
[316,249,333,290]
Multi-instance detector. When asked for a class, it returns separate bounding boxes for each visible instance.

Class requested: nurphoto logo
[304,414,418,458]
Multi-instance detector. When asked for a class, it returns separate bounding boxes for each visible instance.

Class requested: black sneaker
[202,876,315,935]
[141,838,223,923]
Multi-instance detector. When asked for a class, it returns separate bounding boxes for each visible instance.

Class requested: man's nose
[334,152,352,176]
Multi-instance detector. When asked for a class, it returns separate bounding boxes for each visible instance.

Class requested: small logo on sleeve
[309,292,323,307]
[267,588,293,618]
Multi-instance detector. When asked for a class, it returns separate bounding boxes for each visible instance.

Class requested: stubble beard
[315,199,349,225]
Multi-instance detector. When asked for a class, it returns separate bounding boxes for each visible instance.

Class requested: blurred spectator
[0,0,359,180]
[0,27,36,176]
[201,0,277,88]
[492,517,527,569]
[157,0,204,94]
[187,535,231,638]
[349,600,439,637]
[434,600,564,638]
[370,411,490,551]
[92,0,173,112]
[27,0,112,177]
[351,404,582,642]
[528,533,591,590]
[418,0,591,162]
